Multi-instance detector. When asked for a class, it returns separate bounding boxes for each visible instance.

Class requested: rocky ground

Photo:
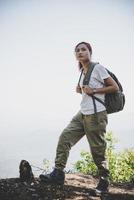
[0,173,134,200]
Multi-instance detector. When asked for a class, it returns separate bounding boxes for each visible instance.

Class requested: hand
[76,85,82,94]
[82,85,93,95]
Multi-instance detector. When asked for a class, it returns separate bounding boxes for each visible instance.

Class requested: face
[75,43,91,62]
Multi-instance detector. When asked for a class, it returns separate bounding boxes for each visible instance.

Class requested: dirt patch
[0,173,134,200]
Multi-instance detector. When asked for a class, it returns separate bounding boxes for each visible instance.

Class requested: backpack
[78,62,125,114]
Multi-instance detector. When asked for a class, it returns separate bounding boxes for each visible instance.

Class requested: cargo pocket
[97,111,108,132]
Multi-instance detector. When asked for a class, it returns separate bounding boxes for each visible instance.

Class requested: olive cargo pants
[55,110,109,177]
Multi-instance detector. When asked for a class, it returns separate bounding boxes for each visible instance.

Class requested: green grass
[74,132,134,183]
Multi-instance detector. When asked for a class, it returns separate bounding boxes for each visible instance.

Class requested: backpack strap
[83,62,98,85]
[78,69,83,86]
[92,95,105,106]
[77,62,98,86]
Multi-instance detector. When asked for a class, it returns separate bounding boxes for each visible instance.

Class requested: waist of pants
[81,110,107,117]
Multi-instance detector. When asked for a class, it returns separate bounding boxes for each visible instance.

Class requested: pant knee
[91,145,106,165]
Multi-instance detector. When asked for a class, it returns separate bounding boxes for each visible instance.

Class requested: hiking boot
[95,176,109,196]
[19,160,34,182]
[39,168,65,185]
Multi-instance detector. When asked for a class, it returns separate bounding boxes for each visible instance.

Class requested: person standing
[40,42,119,194]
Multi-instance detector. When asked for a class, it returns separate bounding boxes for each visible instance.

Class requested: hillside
[0,173,134,200]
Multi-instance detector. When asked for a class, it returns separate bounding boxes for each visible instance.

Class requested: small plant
[75,151,97,176]
[109,149,134,183]
[74,132,134,183]
[43,158,50,174]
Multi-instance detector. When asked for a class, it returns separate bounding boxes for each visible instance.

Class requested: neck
[81,60,91,74]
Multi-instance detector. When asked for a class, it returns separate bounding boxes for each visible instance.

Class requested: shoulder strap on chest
[77,62,98,86]
[83,62,98,85]
[78,69,83,86]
